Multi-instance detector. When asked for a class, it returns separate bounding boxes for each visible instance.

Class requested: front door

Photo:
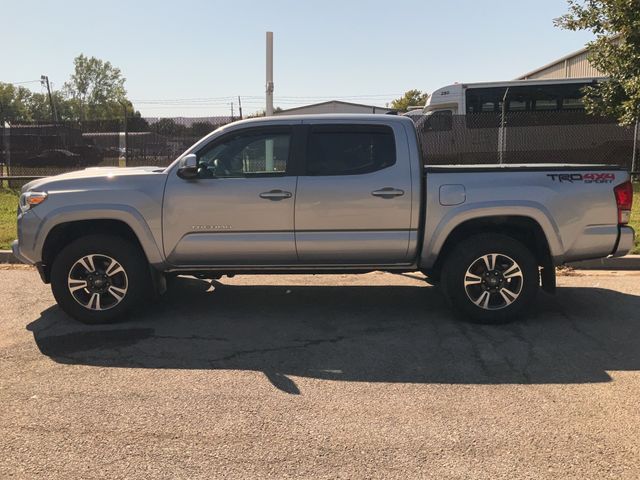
[163,126,298,266]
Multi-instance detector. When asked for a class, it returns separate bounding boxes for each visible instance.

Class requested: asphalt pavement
[1,267,639,479]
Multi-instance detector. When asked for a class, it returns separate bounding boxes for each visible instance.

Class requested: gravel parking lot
[1,267,639,479]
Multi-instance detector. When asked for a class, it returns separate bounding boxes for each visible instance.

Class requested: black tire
[50,234,150,324]
[441,233,539,324]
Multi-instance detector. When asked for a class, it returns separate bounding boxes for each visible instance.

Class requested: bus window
[559,83,588,110]
[534,99,558,110]
[562,97,585,109]
[466,87,507,114]
[508,99,527,111]
[481,102,495,112]
[532,87,558,111]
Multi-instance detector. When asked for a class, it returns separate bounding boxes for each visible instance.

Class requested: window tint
[306,125,396,176]
[198,129,290,177]
[466,87,507,114]
[467,82,592,114]
[508,97,528,111]
[560,83,589,110]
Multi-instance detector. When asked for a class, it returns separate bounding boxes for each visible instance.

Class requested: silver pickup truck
[12,114,635,324]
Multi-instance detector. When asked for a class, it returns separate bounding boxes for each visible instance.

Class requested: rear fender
[420,201,563,269]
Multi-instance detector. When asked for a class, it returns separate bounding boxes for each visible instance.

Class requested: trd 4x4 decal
[547,173,615,184]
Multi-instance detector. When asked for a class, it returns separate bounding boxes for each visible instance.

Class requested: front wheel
[441,233,539,324]
[51,235,151,324]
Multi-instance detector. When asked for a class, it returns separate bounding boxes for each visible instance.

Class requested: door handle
[259,189,292,200]
[371,187,405,199]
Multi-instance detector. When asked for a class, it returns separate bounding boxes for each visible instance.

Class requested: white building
[275,100,395,115]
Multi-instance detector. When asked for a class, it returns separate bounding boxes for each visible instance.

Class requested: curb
[566,255,640,270]
[2,249,640,270]
[0,250,21,264]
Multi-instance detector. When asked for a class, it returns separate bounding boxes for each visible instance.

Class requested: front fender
[33,204,165,266]
[420,201,564,269]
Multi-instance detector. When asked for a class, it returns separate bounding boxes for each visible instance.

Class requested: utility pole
[230,101,234,121]
[265,31,274,116]
[238,96,243,120]
[40,75,58,123]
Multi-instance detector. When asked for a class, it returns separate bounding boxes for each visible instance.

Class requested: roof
[277,100,394,114]
[517,34,620,80]
[203,114,411,134]
[462,77,604,89]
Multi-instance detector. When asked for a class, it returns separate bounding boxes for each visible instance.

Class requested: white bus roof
[434,77,604,93]
[424,77,606,113]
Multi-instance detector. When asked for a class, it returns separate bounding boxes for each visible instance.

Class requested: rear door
[294,122,414,264]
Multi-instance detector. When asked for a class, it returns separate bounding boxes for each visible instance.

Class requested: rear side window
[306,125,396,176]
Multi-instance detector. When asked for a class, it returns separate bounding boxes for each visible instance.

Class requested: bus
[415,77,634,166]
[423,77,603,116]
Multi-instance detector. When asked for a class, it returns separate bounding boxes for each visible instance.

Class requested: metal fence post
[497,88,510,164]
[2,121,10,189]
[119,102,128,168]
[632,117,639,177]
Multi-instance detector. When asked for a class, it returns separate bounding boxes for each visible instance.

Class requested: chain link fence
[0,116,233,187]
[413,111,638,171]
[1,111,638,188]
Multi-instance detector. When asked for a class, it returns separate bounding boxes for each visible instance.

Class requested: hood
[22,166,165,192]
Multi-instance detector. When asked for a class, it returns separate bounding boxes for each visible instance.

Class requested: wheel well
[41,219,146,282]
[428,216,552,279]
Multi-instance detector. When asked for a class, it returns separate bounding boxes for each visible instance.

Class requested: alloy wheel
[67,254,129,311]
[463,253,524,310]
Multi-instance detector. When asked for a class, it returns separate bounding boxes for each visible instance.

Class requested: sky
[2,0,596,117]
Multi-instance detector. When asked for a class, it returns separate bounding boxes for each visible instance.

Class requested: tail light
[614,181,633,225]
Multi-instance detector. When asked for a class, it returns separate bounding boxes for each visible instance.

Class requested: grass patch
[0,188,19,250]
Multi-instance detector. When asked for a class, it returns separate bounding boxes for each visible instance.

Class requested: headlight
[19,191,48,213]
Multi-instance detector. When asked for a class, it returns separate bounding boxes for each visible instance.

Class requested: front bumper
[11,239,32,264]
[12,240,49,282]
[612,226,636,257]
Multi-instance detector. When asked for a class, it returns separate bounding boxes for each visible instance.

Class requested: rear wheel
[51,235,150,324]
[441,233,539,324]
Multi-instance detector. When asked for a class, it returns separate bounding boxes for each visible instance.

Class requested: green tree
[126,110,150,132]
[190,121,215,137]
[63,54,127,121]
[152,118,187,136]
[0,83,33,122]
[391,90,428,112]
[555,0,640,125]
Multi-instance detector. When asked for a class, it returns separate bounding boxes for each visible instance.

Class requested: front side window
[197,129,291,177]
[306,125,396,176]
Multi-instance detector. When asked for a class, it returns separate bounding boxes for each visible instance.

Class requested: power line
[132,93,401,104]
[3,79,42,85]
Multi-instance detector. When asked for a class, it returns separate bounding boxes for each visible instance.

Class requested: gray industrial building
[517,39,618,80]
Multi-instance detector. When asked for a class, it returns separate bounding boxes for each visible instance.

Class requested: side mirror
[177,154,199,179]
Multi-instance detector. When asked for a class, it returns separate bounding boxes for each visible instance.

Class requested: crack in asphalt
[454,322,493,380]
[207,335,349,365]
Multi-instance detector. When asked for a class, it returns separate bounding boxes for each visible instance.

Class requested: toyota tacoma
[12,115,635,324]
